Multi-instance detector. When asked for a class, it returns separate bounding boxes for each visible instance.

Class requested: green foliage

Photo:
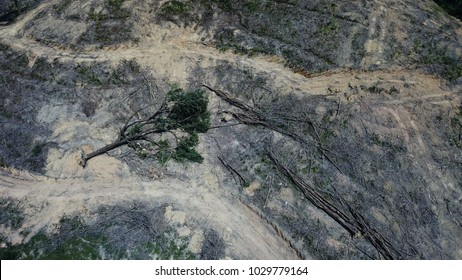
[146,236,196,260]
[414,40,462,81]
[85,0,132,44]
[160,0,191,16]
[173,134,203,163]
[155,139,173,165]
[42,237,104,260]
[167,88,211,133]
[76,63,102,85]
[127,124,143,137]
[108,0,124,11]
[450,107,462,148]
[53,0,72,15]
[319,19,340,37]
[31,143,43,157]
[0,208,196,260]
[75,60,137,86]
[211,0,233,11]
[0,199,24,230]
[0,43,11,53]
[444,62,462,81]
[88,0,130,22]
[433,0,462,20]
[125,87,210,165]
[122,58,141,74]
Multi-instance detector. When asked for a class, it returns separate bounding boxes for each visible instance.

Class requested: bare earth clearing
[1,0,461,259]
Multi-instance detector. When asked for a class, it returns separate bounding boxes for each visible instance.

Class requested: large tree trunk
[80,134,144,167]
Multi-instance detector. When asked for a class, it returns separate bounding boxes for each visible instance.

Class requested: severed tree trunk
[204,84,403,260]
[79,134,143,168]
[267,151,402,260]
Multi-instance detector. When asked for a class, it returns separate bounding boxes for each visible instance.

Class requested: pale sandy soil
[1,0,461,259]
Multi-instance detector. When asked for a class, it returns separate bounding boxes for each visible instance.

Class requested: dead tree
[204,85,403,259]
[203,84,346,173]
[267,151,402,260]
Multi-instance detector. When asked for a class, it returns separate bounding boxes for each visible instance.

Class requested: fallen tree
[267,151,402,260]
[204,84,403,260]
[80,87,210,167]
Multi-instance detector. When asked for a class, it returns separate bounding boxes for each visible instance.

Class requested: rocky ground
[0,0,461,259]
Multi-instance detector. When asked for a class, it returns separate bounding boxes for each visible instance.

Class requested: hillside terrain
[0,0,461,259]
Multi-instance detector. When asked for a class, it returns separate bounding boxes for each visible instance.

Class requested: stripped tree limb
[217,156,247,187]
[202,85,401,259]
[267,151,402,260]
[203,84,345,174]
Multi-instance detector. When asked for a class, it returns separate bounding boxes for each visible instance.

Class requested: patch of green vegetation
[433,0,462,20]
[0,49,29,74]
[216,0,234,11]
[155,139,173,165]
[0,205,197,260]
[127,124,143,137]
[30,57,56,81]
[129,88,210,165]
[158,1,202,25]
[160,0,191,16]
[0,199,24,230]
[444,62,462,81]
[0,231,104,260]
[173,133,203,163]
[31,143,44,157]
[414,40,462,81]
[75,60,136,86]
[108,0,125,11]
[53,0,72,15]
[450,107,462,148]
[167,88,210,134]
[151,238,196,260]
[76,63,102,85]
[319,19,340,37]
[85,0,132,44]
[42,236,104,260]
[122,58,141,74]
[0,43,11,53]
[0,233,47,260]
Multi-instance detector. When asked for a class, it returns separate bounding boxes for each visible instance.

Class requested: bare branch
[266,150,402,260]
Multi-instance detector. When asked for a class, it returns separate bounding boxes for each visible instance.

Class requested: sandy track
[0,166,302,259]
[1,2,460,260]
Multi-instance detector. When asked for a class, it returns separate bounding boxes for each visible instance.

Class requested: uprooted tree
[79,87,210,167]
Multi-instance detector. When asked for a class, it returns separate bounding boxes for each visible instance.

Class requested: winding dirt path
[1,2,460,260]
[0,164,303,259]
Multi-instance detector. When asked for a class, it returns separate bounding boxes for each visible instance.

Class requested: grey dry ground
[0,0,461,259]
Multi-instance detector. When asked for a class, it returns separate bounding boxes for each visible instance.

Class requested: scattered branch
[266,150,402,260]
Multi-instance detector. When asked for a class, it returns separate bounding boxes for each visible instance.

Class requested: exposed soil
[1,0,461,259]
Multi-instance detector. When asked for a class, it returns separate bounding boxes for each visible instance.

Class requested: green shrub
[160,1,190,16]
